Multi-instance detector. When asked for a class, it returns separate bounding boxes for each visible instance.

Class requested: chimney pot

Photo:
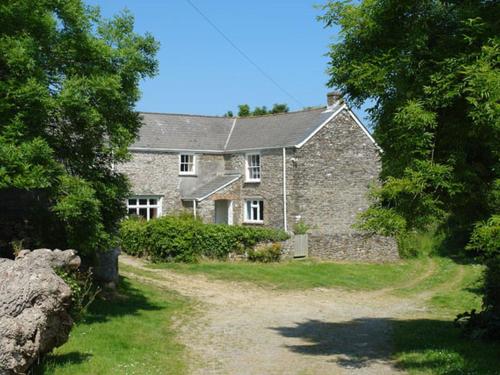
[327,91,343,107]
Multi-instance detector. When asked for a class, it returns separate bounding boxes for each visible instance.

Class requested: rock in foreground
[0,249,80,375]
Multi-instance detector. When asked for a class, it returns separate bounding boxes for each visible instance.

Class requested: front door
[215,200,233,225]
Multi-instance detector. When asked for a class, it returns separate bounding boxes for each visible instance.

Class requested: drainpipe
[193,200,197,219]
[282,147,288,232]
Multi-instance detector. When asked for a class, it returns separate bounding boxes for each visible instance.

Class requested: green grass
[393,318,500,374]
[35,277,191,375]
[391,261,500,374]
[148,258,430,291]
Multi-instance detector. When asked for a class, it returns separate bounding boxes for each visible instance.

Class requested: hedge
[119,215,289,262]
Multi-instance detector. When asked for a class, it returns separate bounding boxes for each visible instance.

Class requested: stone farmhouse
[119,93,398,261]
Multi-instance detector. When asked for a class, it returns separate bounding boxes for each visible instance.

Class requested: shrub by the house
[119,215,289,262]
[247,243,282,263]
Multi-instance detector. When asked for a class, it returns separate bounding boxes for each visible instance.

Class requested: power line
[183,0,304,107]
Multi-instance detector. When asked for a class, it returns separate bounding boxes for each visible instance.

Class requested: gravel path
[120,255,433,375]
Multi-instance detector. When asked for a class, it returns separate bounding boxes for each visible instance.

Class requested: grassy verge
[148,258,431,291]
[391,260,500,374]
[35,277,190,375]
[393,317,500,374]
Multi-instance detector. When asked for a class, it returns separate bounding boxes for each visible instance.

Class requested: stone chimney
[327,91,343,107]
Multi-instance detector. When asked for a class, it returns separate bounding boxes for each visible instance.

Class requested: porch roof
[182,173,241,201]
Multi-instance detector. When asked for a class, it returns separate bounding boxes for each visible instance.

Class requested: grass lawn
[389,260,500,374]
[34,277,191,375]
[148,257,437,291]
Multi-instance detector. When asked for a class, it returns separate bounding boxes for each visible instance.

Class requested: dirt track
[120,255,438,375]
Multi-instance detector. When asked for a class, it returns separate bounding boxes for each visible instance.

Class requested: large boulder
[0,249,80,375]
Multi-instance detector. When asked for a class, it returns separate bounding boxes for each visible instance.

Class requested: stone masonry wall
[308,234,399,262]
[290,109,380,234]
[289,109,398,260]
[225,150,285,228]
[117,151,225,215]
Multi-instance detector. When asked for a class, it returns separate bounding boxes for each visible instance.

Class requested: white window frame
[127,196,163,221]
[244,199,264,223]
[245,153,261,182]
[179,153,196,175]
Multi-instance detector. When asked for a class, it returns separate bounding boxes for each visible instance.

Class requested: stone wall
[308,234,399,262]
[289,109,381,235]
[224,150,286,228]
[117,151,225,215]
[285,109,398,261]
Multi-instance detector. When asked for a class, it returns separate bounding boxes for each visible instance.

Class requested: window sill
[179,173,197,177]
[244,221,264,225]
[244,180,261,184]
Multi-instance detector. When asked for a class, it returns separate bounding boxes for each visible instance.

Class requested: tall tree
[0,0,159,258]
[320,0,499,336]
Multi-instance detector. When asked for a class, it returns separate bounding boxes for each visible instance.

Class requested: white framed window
[127,196,162,220]
[179,154,195,175]
[245,153,261,182]
[244,199,264,223]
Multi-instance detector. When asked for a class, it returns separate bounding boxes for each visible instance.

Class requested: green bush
[119,216,289,262]
[119,216,149,257]
[293,220,311,235]
[397,229,445,258]
[55,268,100,322]
[248,243,282,263]
[458,215,500,339]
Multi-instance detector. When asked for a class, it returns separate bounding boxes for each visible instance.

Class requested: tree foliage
[320,0,499,238]
[226,103,290,117]
[0,0,158,257]
[320,0,499,336]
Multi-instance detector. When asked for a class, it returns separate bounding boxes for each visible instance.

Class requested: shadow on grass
[32,276,162,374]
[271,317,500,373]
[31,352,92,374]
[83,276,162,324]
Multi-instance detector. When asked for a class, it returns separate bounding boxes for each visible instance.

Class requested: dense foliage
[0,0,158,257]
[119,215,289,263]
[55,268,100,322]
[320,0,499,337]
[247,243,283,263]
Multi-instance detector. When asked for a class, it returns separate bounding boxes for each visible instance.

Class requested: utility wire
[183,0,304,107]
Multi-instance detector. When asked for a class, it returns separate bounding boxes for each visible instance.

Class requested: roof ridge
[139,111,228,119]
[138,106,326,119]
[236,106,326,119]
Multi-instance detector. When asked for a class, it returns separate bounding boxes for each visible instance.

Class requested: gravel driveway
[120,255,425,375]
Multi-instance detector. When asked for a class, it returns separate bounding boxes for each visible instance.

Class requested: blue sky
[87,1,368,120]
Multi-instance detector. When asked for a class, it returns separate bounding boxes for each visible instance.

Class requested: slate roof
[225,108,336,151]
[133,113,234,151]
[182,173,241,201]
[132,103,343,153]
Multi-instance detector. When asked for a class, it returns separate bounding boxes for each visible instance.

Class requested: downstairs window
[244,199,264,223]
[127,196,162,220]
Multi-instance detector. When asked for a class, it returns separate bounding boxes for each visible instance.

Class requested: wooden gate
[294,234,308,258]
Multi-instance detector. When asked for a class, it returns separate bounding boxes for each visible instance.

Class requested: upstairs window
[245,153,261,182]
[179,154,195,175]
[244,199,264,223]
[127,196,162,220]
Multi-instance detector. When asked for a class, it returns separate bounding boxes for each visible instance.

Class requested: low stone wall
[309,233,399,262]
